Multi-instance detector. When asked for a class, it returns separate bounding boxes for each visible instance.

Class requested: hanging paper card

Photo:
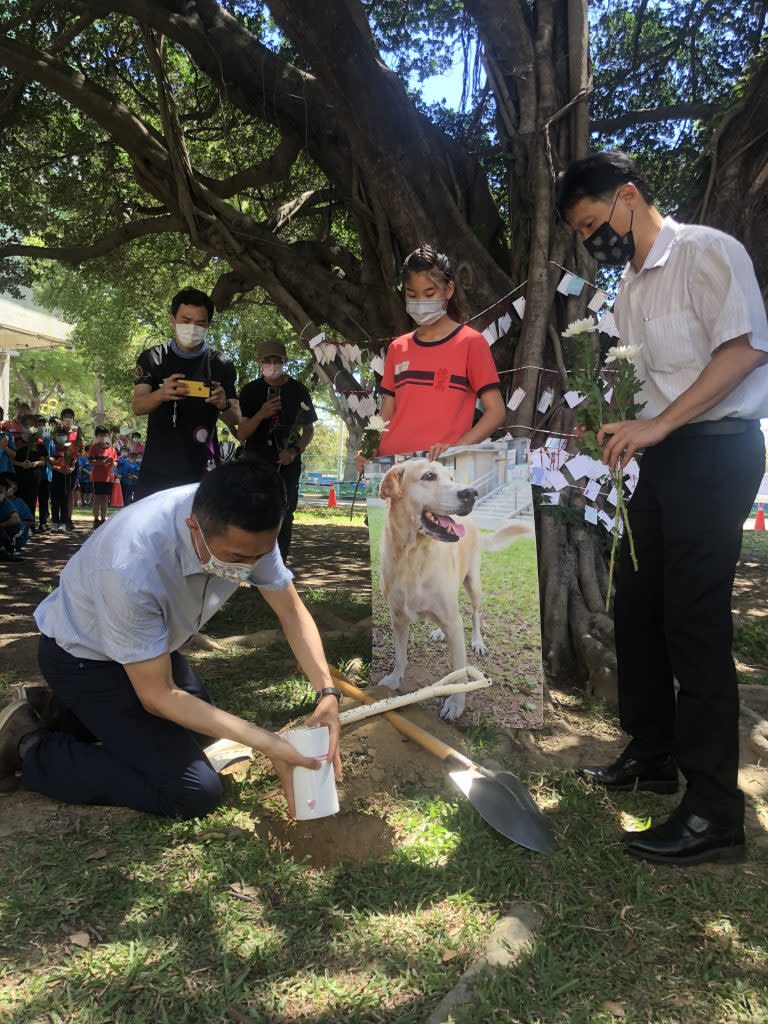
[567,275,586,296]
[531,466,547,487]
[597,310,620,338]
[584,505,599,525]
[541,492,560,505]
[565,453,591,481]
[308,332,325,349]
[585,457,610,481]
[498,312,512,335]
[483,322,499,346]
[606,486,619,506]
[544,469,569,491]
[564,390,585,408]
[370,355,386,376]
[537,389,554,413]
[346,393,359,412]
[529,447,547,468]
[604,387,614,404]
[507,387,525,411]
[512,297,526,318]
[584,479,601,501]
[588,289,608,312]
[599,510,614,531]
[557,273,575,295]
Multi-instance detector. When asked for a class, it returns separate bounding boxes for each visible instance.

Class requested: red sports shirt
[378,324,501,456]
[87,444,117,483]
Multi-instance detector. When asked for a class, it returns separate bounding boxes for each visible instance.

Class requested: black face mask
[582,193,634,266]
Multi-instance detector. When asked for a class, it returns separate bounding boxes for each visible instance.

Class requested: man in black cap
[238,341,318,560]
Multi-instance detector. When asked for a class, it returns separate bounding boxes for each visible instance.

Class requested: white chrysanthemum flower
[561,317,598,338]
[604,344,642,365]
[366,414,390,433]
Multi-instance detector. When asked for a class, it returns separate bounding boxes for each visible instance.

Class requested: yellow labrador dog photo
[365,442,544,727]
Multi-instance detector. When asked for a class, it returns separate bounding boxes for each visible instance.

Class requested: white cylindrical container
[283,725,339,821]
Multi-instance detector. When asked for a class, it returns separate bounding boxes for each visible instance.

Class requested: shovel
[329,668,555,855]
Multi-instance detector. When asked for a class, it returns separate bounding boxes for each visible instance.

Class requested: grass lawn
[1,522,767,1022]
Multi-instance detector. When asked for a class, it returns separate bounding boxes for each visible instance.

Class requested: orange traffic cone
[755,502,765,531]
[327,484,337,508]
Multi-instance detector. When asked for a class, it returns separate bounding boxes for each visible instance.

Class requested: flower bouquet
[350,414,389,518]
[563,317,645,610]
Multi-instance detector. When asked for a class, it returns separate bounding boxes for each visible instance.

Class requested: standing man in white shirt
[0,461,342,818]
[559,151,768,866]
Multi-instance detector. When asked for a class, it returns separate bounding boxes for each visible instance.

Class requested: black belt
[670,418,759,438]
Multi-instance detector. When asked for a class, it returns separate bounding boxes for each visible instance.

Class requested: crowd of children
[0,404,146,561]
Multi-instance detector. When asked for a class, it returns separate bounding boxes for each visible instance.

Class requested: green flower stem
[605,479,623,613]
[349,470,365,521]
[621,495,639,572]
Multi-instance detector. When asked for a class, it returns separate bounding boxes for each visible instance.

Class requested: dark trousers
[614,423,765,827]
[0,524,21,554]
[51,471,73,524]
[22,636,222,819]
[37,474,50,525]
[14,467,40,526]
[277,457,301,560]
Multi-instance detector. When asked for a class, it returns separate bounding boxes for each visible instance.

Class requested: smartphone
[267,386,281,401]
[178,379,211,399]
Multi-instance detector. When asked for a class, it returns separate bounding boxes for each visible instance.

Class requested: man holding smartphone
[132,287,241,499]
[238,341,318,560]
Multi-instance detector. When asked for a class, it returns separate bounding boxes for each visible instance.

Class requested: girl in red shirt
[361,245,506,463]
[88,427,117,529]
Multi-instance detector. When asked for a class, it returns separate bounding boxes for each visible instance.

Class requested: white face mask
[262,363,283,381]
[174,323,208,349]
[193,520,259,583]
[405,298,447,326]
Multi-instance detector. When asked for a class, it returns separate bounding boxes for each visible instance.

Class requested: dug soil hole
[253,811,394,867]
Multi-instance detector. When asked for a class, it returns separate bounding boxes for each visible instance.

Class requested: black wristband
[314,686,342,705]
[220,399,232,412]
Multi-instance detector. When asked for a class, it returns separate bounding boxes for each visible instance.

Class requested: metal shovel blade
[449,767,556,855]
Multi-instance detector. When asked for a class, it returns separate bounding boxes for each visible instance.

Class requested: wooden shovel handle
[329,667,471,766]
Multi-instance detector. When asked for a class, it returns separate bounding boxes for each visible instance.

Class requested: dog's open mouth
[419,509,466,542]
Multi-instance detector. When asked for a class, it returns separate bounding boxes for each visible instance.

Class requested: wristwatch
[314,686,342,706]
[220,399,232,412]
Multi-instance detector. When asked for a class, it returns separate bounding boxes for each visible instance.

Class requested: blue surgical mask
[193,520,258,583]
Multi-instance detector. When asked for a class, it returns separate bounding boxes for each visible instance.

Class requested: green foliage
[589,1,767,214]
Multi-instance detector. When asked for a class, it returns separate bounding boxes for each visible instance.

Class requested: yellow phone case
[178,379,211,399]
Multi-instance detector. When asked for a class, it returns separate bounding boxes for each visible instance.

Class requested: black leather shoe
[0,700,42,793]
[623,808,746,865]
[578,752,678,794]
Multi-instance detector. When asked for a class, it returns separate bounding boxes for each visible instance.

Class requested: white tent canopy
[0,292,73,414]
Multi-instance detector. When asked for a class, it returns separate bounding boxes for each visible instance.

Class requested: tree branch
[591,102,722,133]
[0,32,171,172]
[0,215,186,265]
[203,135,302,199]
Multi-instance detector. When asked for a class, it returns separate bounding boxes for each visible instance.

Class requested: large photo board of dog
[365,440,544,729]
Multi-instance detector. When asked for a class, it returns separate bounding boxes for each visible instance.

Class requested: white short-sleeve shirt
[34,484,293,662]
[613,217,768,421]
